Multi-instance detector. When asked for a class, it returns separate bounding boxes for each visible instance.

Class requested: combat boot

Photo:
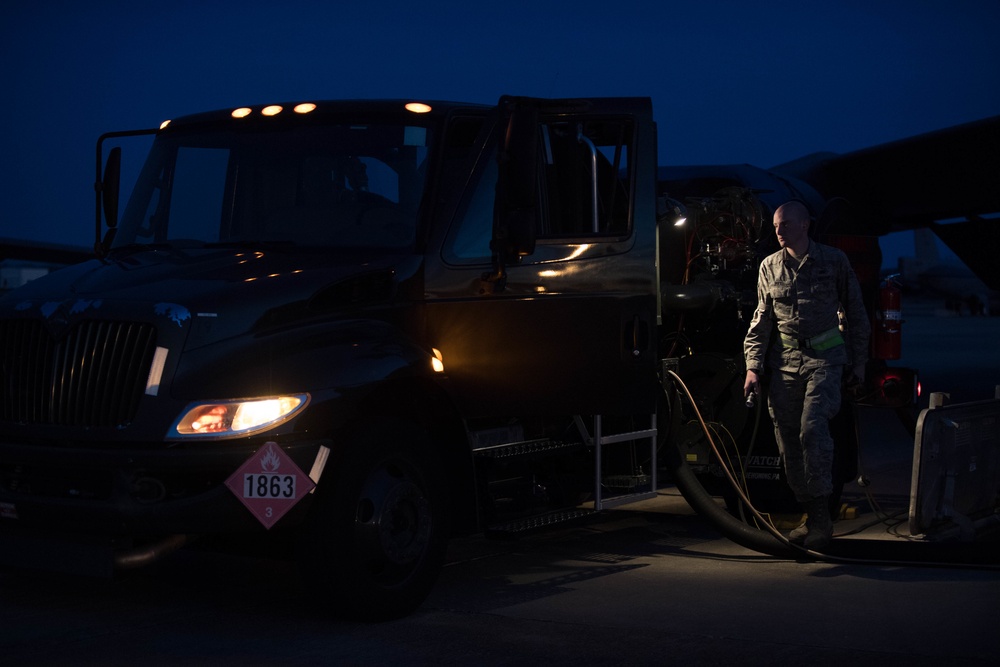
[788,502,809,545]
[802,496,833,550]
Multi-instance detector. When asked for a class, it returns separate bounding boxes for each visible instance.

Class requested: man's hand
[744,369,760,401]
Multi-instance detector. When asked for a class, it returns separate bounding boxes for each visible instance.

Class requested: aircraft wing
[0,237,92,265]
[775,115,1000,290]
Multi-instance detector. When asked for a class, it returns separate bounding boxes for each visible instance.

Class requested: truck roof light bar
[230,103,317,119]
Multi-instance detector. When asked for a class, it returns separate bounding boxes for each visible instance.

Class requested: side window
[539,119,632,238]
[443,115,634,264]
[447,156,497,261]
[441,115,494,263]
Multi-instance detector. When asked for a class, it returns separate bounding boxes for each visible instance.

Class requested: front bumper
[0,437,332,536]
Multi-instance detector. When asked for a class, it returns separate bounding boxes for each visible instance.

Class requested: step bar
[575,414,658,511]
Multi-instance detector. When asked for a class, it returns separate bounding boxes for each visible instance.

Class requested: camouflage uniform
[744,240,870,501]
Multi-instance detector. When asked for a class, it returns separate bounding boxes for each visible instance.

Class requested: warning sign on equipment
[225,441,316,529]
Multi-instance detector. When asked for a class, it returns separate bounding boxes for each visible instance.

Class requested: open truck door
[424,97,659,418]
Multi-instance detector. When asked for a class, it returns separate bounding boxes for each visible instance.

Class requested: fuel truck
[0,96,917,619]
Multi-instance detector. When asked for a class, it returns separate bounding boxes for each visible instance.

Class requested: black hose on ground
[664,439,799,558]
[662,371,799,558]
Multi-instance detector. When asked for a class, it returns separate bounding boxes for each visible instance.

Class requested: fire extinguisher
[873,275,902,359]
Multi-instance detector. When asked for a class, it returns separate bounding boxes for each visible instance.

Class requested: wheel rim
[353,458,433,584]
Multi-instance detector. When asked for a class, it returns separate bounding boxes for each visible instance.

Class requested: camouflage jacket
[744,240,870,373]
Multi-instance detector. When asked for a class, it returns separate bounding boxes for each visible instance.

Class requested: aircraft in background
[892,228,999,315]
[0,237,90,293]
[0,237,90,265]
[896,228,1000,315]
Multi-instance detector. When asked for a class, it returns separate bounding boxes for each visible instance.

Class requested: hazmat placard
[225,441,316,529]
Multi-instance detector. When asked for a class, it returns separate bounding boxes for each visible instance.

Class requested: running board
[486,508,597,536]
[472,437,581,459]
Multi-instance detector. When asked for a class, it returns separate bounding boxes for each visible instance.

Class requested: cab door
[424,97,659,417]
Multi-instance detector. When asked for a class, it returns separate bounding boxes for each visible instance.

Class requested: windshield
[115,122,433,251]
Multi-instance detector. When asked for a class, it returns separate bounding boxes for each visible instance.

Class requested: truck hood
[1,245,419,351]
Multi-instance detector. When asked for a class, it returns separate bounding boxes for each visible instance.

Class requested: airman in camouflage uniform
[743,201,870,549]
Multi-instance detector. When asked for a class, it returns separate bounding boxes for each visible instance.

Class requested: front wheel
[297,420,449,621]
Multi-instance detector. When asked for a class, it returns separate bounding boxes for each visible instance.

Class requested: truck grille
[0,319,157,428]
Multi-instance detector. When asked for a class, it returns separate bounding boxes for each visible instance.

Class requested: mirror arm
[94,128,158,257]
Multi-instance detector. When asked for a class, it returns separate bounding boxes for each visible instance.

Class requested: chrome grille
[0,319,157,427]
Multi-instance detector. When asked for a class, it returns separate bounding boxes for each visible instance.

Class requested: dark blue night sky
[2,0,998,266]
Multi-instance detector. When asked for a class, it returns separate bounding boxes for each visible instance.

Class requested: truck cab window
[443,117,634,264]
[447,155,497,261]
[539,120,632,239]
[114,123,433,251]
[167,147,230,242]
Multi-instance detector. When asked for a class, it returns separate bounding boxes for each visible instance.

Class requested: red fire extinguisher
[873,276,902,359]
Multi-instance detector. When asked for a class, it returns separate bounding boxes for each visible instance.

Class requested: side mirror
[102,147,122,230]
[93,146,122,256]
[95,146,122,256]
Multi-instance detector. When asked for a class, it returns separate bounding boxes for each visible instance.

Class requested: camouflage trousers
[766,365,843,502]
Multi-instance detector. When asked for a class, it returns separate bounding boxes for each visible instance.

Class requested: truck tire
[297,419,449,621]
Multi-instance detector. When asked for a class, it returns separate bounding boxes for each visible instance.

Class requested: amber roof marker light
[405,102,432,114]
[232,107,252,118]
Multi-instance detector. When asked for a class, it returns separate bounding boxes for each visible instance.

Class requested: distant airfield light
[405,102,432,114]
[232,107,252,118]
[261,105,283,117]
[159,119,171,130]
[294,103,317,114]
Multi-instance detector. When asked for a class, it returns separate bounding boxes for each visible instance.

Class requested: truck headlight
[169,394,309,439]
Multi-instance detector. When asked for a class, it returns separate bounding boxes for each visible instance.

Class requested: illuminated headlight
[169,394,309,439]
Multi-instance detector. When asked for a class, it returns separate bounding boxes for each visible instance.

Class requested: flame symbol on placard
[260,444,281,472]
